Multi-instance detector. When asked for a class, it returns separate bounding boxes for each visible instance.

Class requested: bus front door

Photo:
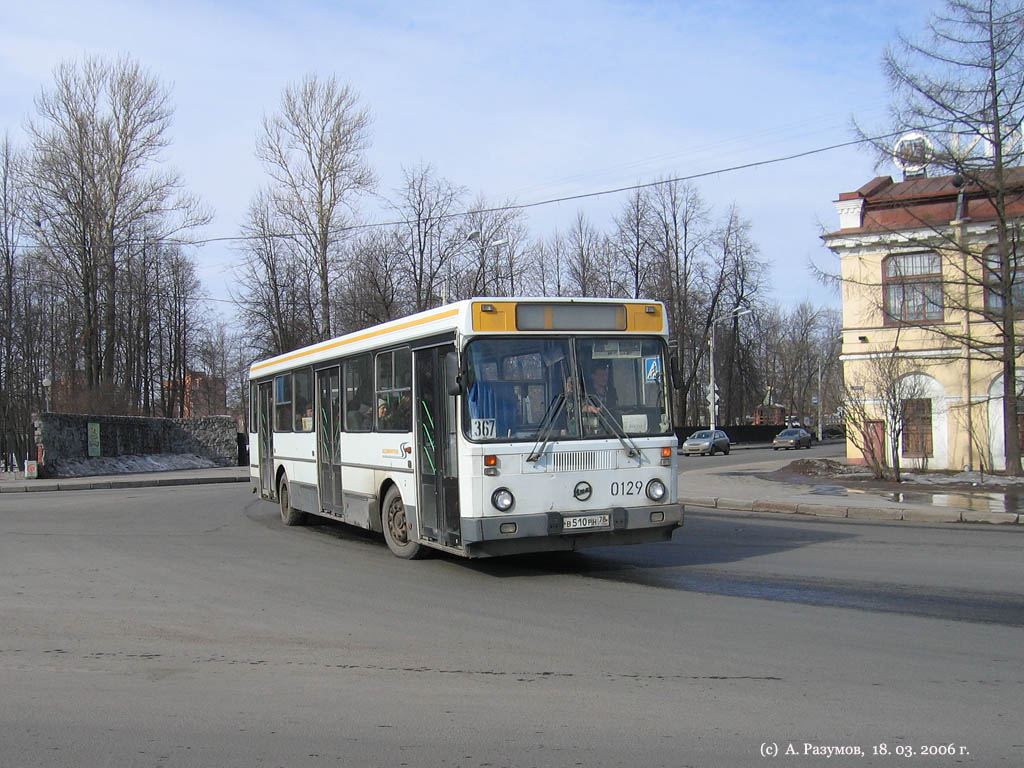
[415,345,461,548]
[316,366,343,515]
[258,381,274,497]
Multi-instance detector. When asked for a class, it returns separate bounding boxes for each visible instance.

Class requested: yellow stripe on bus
[250,308,460,373]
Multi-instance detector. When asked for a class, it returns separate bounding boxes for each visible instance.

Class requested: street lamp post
[817,359,823,442]
[708,308,751,431]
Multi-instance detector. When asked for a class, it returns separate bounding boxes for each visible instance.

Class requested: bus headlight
[646,478,667,501]
[491,487,515,512]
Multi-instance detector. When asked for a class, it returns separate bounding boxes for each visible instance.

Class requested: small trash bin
[24,460,38,479]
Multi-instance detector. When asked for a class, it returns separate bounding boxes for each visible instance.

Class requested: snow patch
[44,453,219,478]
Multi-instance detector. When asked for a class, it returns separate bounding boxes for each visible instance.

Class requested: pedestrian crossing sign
[644,357,662,382]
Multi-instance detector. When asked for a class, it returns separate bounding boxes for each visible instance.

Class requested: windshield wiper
[584,394,641,460]
[526,392,566,463]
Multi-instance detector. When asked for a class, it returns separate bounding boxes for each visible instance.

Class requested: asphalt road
[678,439,845,471]
[1,484,1022,767]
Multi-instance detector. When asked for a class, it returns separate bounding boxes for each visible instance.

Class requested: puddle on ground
[884,489,1023,515]
[808,483,1023,514]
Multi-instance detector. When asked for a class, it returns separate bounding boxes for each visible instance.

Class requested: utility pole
[817,360,823,442]
[708,308,751,431]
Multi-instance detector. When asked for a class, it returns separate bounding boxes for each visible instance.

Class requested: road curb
[683,495,1023,526]
[715,497,754,511]
[902,508,962,523]
[797,503,847,518]
[679,495,718,508]
[960,510,1020,525]
[0,475,248,493]
[847,506,903,521]
[752,500,799,514]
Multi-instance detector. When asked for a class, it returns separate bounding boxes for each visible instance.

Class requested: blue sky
[1,0,938,314]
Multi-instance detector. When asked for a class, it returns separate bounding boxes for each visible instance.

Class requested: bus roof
[249,297,667,378]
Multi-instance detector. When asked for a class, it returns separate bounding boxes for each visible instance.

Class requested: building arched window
[883,252,943,323]
[983,245,1024,314]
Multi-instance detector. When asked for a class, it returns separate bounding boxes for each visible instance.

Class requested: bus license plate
[563,514,610,530]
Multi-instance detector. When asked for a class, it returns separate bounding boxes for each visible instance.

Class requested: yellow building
[824,171,1024,473]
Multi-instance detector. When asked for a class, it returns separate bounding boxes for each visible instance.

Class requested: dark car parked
[773,428,812,450]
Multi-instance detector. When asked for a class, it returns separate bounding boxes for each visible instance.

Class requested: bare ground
[764,458,1024,494]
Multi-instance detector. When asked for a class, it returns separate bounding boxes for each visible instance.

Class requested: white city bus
[248,297,683,558]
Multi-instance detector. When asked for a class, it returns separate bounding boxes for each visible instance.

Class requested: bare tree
[232,190,315,356]
[257,74,375,339]
[612,188,654,299]
[391,163,465,311]
[646,180,713,424]
[154,246,203,417]
[0,134,25,466]
[26,54,209,409]
[842,346,929,482]
[523,233,568,297]
[461,195,529,297]
[853,0,1024,473]
[564,211,608,297]
[717,206,767,424]
[336,228,402,330]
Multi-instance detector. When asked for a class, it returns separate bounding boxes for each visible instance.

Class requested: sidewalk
[0,465,250,493]
[678,454,1022,526]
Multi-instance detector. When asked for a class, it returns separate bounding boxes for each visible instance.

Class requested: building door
[316,366,343,515]
[258,381,275,496]
[415,344,461,547]
[865,420,886,469]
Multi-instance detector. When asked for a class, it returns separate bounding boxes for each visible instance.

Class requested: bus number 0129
[610,481,643,496]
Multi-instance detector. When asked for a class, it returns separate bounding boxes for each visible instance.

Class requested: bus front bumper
[460,504,684,557]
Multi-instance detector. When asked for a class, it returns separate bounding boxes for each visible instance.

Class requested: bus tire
[278,473,305,526]
[381,486,422,559]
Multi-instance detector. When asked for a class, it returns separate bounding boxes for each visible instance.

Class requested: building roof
[824,167,1024,238]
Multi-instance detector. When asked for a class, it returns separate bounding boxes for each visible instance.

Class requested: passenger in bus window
[582,361,616,435]
[584,360,616,411]
[347,386,372,430]
[377,391,411,431]
[392,391,412,430]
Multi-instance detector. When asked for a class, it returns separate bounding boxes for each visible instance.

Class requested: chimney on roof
[835,196,864,230]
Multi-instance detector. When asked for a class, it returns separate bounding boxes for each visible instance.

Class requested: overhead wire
[165,124,917,248]
[8,123,928,306]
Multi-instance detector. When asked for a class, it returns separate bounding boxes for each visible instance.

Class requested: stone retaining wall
[33,413,238,474]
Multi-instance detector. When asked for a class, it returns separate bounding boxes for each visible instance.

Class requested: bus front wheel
[278,474,306,526]
[381,486,422,559]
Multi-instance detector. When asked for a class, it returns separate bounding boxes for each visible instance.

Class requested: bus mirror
[670,354,681,389]
[445,354,463,396]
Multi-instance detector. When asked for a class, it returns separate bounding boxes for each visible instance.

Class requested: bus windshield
[463,336,672,443]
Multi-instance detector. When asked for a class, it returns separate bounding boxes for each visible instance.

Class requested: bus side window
[376,348,412,432]
[293,368,314,432]
[275,374,292,432]
[344,355,373,431]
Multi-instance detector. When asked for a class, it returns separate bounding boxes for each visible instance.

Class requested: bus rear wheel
[278,474,306,526]
[381,486,422,559]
